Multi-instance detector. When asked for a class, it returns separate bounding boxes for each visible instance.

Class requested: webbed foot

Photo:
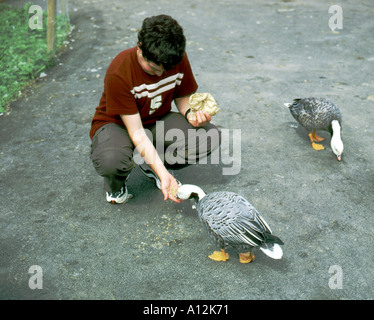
[239,252,255,263]
[209,249,229,262]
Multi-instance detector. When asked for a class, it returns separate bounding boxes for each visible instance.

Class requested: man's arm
[120,113,180,203]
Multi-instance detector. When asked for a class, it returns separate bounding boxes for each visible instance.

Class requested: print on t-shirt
[149,95,162,115]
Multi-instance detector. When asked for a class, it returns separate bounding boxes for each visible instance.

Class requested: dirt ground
[1,0,374,301]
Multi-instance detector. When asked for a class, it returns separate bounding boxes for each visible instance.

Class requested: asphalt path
[1,0,373,301]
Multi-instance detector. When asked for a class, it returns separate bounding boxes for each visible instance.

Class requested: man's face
[137,47,165,76]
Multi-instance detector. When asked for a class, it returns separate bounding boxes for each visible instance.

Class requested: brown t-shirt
[89,46,198,139]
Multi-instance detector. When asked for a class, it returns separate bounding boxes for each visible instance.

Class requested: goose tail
[260,235,284,259]
[260,243,283,259]
[284,102,292,108]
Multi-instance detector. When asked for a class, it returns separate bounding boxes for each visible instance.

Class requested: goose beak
[337,155,342,161]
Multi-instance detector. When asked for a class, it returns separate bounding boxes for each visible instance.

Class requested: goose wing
[290,98,342,131]
[198,192,272,248]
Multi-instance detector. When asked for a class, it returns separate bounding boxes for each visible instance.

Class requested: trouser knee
[92,149,133,177]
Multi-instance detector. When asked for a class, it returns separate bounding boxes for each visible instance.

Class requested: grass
[0,3,72,114]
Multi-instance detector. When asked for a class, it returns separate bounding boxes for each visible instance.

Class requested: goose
[177,184,284,263]
[284,97,344,161]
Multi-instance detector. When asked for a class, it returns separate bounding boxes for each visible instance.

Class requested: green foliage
[0,3,71,113]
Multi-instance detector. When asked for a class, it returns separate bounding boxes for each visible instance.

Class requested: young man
[89,15,220,204]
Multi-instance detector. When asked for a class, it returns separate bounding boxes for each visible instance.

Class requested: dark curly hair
[137,15,186,71]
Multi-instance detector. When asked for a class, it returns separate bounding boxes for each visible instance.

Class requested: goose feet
[239,252,255,263]
[309,131,325,150]
[309,131,325,142]
[311,142,325,151]
[209,249,229,262]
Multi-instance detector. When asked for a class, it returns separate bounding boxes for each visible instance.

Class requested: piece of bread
[189,93,219,116]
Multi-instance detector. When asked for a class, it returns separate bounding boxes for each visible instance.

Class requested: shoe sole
[139,165,182,190]
[106,187,132,204]
[138,165,162,189]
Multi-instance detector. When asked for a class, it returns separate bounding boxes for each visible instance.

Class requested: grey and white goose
[284,97,344,161]
[177,184,284,263]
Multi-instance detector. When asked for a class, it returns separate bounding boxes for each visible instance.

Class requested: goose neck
[331,120,341,138]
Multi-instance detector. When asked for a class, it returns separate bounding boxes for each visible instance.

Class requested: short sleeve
[173,52,198,99]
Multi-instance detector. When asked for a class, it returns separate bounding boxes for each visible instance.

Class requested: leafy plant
[0,3,72,114]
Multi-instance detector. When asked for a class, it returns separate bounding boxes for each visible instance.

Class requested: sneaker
[106,185,131,204]
[138,164,181,190]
